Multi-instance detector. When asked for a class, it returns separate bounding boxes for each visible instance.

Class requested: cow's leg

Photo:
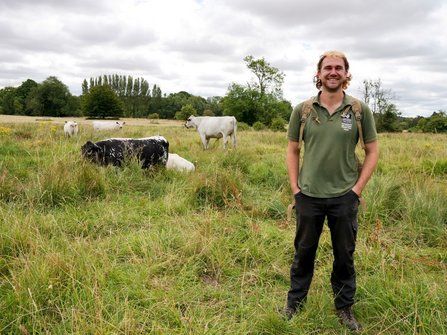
[231,133,236,148]
[200,134,208,150]
[223,134,228,149]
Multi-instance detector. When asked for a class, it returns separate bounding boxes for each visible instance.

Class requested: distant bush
[237,122,251,131]
[175,104,198,120]
[148,113,159,119]
[270,117,287,132]
[203,109,215,116]
[253,121,267,131]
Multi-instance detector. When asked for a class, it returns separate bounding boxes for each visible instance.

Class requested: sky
[1,0,446,117]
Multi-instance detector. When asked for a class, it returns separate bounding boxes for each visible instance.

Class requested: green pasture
[0,120,446,334]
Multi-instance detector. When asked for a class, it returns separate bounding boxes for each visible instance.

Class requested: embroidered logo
[341,113,352,131]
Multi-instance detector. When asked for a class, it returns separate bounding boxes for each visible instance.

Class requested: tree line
[1,57,446,133]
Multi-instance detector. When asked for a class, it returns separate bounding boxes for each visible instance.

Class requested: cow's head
[81,141,102,163]
[116,121,125,129]
[185,115,195,129]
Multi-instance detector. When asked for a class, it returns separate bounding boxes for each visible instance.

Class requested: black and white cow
[81,135,169,169]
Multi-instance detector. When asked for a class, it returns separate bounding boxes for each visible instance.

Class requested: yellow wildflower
[425,143,430,148]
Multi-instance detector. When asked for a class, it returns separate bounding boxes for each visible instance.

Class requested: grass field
[0,116,446,334]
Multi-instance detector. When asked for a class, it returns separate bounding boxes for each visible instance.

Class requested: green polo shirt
[287,93,377,198]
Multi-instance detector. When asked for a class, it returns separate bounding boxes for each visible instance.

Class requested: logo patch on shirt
[341,113,352,131]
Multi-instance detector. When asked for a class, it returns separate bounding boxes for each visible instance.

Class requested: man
[283,51,379,331]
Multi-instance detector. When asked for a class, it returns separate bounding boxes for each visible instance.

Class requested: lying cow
[81,136,169,169]
[185,115,237,150]
[166,153,195,172]
[64,120,78,137]
[92,121,125,131]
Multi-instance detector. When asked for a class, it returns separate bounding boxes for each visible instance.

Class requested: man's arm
[287,140,301,195]
[352,140,379,197]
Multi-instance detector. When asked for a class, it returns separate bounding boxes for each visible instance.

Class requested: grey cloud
[0,0,110,14]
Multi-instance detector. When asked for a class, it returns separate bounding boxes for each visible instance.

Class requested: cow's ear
[65,121,68,123]
[123,122,125,125]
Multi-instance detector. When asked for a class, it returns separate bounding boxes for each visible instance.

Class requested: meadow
[0,117,446,334]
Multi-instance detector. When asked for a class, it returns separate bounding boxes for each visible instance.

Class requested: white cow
[92,121,125,131]
[185,115,237,150]
[166,153,195,172]
[64,120,78,137]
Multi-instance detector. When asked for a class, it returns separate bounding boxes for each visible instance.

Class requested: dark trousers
[287,190,359,311]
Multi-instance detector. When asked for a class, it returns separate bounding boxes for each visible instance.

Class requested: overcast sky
[1,0,446,117]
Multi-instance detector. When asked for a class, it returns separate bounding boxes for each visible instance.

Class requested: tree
[420,111,447,133]
[174,104,198,120]
[82,84,124,119]
[221,55,287,125]
[206,96,223,116]
[243,55,285,98]
[25,77,75,117]
[359,79,400,132]
[0,87,17,115]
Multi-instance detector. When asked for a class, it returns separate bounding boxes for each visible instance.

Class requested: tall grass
[0,121,446,334]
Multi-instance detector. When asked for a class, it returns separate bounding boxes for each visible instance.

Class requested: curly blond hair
[313,51,352,90]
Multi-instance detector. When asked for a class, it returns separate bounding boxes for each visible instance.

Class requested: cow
[92,121,125,131]
[166,153,195,172]
[64,120,78,137]
[81,135,169,169]
[185,115,237,150]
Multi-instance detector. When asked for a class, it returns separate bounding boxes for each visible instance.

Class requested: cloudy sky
[1,0,446,117]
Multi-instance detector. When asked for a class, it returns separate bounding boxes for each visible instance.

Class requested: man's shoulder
[347,95,372,114]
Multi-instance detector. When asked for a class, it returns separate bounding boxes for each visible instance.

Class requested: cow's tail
[232,117,237,148]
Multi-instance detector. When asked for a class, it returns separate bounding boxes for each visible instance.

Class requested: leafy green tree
[421,111,447,133]
[82,79,89,96]
[221,56,287,125]
[0,87,17,115]
[206,96,223,116]
[174,104,198,120]
[82,84,124,119]
[25,77,74,117]
[15,79,38,115]
[220,83,256,124]
[149,84,164,117]
[244,55,285,99]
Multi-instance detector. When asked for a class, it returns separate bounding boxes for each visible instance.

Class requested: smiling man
[282,51,379,331]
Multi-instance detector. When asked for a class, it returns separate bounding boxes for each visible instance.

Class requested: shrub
[203,109,215,116]
[148,113,159,119]
[270,117,287,132]
[253,121,267,131]
[237,122,251,131]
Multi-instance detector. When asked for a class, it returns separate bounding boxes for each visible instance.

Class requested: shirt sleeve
[287,102,304,142]
[360,102,378,143]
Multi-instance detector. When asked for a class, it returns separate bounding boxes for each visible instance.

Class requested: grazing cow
[81,136,169,169]
[166,153,195,172]
[64,120,78,137]
[185,115,237,150]
[92,121,125,131]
